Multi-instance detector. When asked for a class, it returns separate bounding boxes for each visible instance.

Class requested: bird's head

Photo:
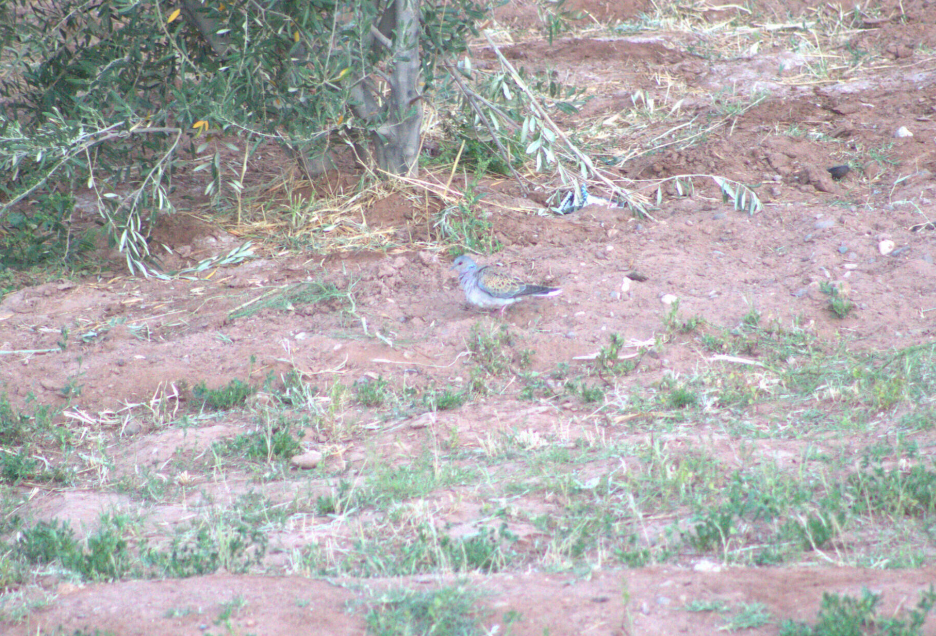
[450,255,477,273]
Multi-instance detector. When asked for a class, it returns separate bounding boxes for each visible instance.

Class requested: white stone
[693,559,722,573]
[291,450,323,469]
[895,126,913,138]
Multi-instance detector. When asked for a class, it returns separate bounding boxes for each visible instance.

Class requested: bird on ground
[451,255,561,315]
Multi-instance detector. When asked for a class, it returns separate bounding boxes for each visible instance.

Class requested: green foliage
[355,377,389,408]
[364,586,484,636]
[191,379,255,411]
[0,449,39,485]
[0,0,484,270]
[338,524,512,578]
[0,393,70,485]
[538,0,584,45]
[848,463,936,517]
[217,422,304,462]
[741,307,761,328]
[355,453,477,510]
[820,281,856,318]
[779,587,936,636]
[268,369,319,408]
[594,334,636,376]
[435,183,501,255]
[615,535,651,567]
[17,519,79,566]
[663,299,705,333]
[0,395,31,447]
[229,281,354,321]
[786,512,838,550]
[0,193,94,269]
[579,385,605,404]
[427,134,517,176]
[148,518,268,578]
[667,386,699,409]
[17,515,132,581]
[423,388,466,411]
[687,508,735,552]
[467,322,514,375]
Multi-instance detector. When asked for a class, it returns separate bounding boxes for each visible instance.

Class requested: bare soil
[2,1,936,634]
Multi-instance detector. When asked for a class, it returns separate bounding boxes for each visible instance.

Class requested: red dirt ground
[2,0,936,634]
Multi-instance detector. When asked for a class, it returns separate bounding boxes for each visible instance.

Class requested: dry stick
[482,33,653,219]
[0,348,59,356]
[444,139,466,196]
[442,58,529,195]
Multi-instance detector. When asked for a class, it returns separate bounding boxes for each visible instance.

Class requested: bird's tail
[521,285,562,298]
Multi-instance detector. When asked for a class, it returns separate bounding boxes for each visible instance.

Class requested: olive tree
[0,0,484,273]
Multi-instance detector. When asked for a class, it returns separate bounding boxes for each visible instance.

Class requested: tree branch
[441,58,529,194]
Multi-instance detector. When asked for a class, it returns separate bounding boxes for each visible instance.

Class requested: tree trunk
[372,0,422,176]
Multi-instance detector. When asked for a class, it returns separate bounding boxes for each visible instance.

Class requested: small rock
[354,372,379,386]
[827,165,850,181]
[57,582,82,595]
[814,219,835,230]
[660,294,678,305]
[656,596,672,606]
[122,421,142,436]
[291,451,323,470]
[838,245,848,254]
[377,261,395,279]
[417,251,436,266]
[843,264,858,270]
[694,559,722,573]
[895,126,913,138]
[879,239,896,255]
[408,412,436,429]
[621,278,631,293]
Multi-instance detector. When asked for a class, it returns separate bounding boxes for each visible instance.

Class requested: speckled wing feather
[475,266,522,298]
[476,266,557,299]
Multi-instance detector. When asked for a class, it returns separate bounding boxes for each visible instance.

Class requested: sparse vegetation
[360,586,485,636]
[0,0,933,632]
[820,281,856,319]
[191,379,255,411]
[779,587,936,636]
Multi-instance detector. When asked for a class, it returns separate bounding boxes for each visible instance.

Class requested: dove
[451,255,561,314]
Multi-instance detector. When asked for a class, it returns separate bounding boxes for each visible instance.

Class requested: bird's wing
[476,266,525,298]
